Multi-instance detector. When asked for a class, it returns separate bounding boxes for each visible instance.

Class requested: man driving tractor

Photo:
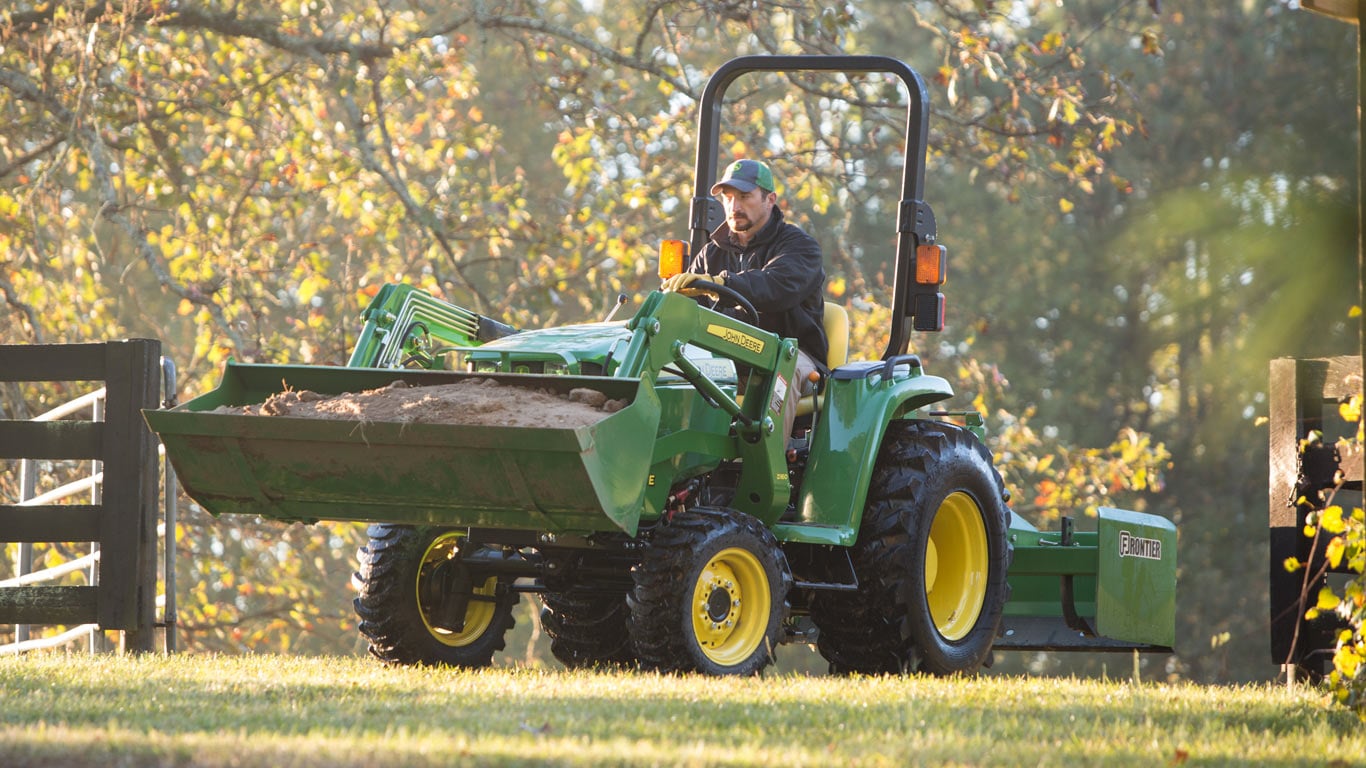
[661,158,827,437]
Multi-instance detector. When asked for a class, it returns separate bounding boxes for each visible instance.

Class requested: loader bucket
[144,362,661,535]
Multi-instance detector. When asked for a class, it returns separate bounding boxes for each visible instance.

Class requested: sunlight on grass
[0,655,1362,767]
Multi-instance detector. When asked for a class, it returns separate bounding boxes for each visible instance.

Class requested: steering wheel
[684,280,760,325]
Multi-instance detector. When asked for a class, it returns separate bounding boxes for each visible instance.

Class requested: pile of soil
[210,378,628,429]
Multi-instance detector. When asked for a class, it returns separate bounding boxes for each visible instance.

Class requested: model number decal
[1118,530,1163,561]
[706,324,764,355]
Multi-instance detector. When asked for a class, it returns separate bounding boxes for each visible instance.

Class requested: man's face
[718,186,776,241]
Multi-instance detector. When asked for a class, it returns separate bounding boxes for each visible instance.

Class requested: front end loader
[145,55,1175,675]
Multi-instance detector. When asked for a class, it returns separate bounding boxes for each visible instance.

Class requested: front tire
[813,420,1011,675]
[353,524,517,667]
[627,508,791,675]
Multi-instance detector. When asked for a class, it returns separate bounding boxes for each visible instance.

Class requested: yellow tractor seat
[822,302,849,369]
[797,302,850,417]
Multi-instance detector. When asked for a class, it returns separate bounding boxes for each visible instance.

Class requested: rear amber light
[915,244,946,286]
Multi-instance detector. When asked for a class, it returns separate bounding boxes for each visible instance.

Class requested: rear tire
[353,524,516,667]
[541,590,637,669]
[627,508,791,675]
[813,420,1011,675]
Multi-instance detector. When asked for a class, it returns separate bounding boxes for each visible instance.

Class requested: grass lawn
[0,654,1362,767]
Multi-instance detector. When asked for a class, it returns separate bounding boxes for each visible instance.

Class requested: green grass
[0,654,1362,767]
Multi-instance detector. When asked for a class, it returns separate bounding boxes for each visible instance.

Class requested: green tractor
[145,56,1176,676]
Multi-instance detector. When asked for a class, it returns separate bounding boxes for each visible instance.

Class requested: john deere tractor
[146,56,1176,676]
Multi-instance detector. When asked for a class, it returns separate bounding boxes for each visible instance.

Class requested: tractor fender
[792,360,955,540]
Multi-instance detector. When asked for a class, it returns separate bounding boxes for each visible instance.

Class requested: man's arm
[720,227,824,313]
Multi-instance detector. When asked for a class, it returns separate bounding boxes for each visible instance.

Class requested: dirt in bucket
[209,378,629,429]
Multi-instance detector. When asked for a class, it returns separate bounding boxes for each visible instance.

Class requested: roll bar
[689,55,944,358]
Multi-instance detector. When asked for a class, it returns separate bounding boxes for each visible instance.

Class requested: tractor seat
[822,302,849,369]
[796,302,849,417]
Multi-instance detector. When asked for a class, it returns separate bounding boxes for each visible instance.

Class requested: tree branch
[0,268,43,343]
[325,60,498,313]
[468,10,694,99]
[0,64,248,352]
[0,132,62,181]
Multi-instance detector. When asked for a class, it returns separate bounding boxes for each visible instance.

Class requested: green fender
[779,358,954,545]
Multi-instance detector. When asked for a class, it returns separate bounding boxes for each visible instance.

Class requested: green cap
[711,159,775,195]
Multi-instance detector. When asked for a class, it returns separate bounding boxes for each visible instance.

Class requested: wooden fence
[0,340,162,651]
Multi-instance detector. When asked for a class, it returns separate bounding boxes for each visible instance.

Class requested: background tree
[950,4,1359,680]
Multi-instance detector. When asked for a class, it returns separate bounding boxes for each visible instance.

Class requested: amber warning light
[911,243,947,332]
[658,239,688,280]
[915,244,946,285]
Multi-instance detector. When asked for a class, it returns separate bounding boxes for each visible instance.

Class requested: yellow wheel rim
[691,547,772,667]
[926,492,989,641]
[417,532,498,648]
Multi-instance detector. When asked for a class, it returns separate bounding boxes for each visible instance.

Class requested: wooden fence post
[1268,355,1363,679]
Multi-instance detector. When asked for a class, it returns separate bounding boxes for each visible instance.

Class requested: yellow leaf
[1321,505,1347,534]
[1061,99,1080,125]
[1315,586,1341,612]
[1325,536,1345,569]
[1339,396,1361,423]
[1059,198,1074,214]
[1334,643,1361,677]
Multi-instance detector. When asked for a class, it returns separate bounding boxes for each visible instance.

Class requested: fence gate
[0,340,162,652]
[1268,355,1363,678]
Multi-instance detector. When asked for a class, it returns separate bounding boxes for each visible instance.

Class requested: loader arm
[348,283,517,369]
[613,290,800,526]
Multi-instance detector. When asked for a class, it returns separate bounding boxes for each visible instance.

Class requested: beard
[729,214,752,232]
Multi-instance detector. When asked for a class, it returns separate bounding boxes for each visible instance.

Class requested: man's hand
[661,272,723,293]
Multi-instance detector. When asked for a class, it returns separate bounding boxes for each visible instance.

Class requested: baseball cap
[711,159,775,195]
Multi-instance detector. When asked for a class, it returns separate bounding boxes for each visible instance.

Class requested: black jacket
[690,207,828,365]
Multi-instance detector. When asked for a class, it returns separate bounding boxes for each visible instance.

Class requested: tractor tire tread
[813,420,1012,676]
[626,508,791,675]
[352,523,515,668]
